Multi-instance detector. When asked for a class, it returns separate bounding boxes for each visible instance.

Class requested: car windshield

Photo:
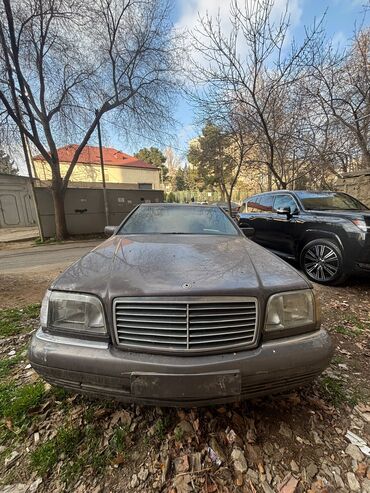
[118,205,240,235]
[296,191,368,211]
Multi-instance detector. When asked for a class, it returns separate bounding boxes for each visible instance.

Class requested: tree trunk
[52,185,68,240]
[226,193,232,217]
[267,165,272,191]
[360,148,370,170]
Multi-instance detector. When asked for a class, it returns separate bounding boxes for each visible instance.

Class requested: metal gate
[0,174,36,228]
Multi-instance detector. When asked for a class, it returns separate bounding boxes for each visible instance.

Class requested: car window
[246,196,260,212]
[118,206,240,235]
[239,203,246,213]
[296,191,368,211]
[257,194,274,213]
[273,194,298,213]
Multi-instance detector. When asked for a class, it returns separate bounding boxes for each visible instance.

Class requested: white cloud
[176,0,303,36]
[176,0,304,66]
[176,0,231,33]
[332,31,348,49]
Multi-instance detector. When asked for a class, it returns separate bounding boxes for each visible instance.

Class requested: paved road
[0,240,100,274]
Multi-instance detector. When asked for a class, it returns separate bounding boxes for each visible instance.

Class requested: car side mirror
[276,206,299,218]
[241,227,255,238]
[104,225,116,236]
[276,207,291,216]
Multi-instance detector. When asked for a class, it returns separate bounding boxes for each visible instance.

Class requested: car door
[250,194,276,247]
[266,193,301,256]
[238,194,275,248]
[237,196,260,226]
[237,196,261,238]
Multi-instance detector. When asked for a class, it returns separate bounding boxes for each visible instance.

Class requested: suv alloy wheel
[300,239,347,285]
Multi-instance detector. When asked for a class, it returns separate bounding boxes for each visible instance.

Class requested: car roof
[243,190,340,201]
[242,190,295,202]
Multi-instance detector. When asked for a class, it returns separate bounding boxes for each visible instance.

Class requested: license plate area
[131,371,241,399]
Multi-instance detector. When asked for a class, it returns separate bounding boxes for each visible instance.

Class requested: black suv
[236,190,370,285]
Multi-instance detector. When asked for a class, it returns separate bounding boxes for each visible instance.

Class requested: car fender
[298,229,344,253]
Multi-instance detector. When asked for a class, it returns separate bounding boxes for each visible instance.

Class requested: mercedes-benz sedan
[28,204,333,406]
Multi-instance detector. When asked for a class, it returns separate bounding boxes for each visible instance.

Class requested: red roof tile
[33,144,157,169]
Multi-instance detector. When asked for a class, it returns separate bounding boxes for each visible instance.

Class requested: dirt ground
[0,272,369,493]
[0,239,100,307]
[0,272,57,308]
[0,269,66,307]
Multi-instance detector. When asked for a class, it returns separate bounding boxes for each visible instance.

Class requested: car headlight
[40,290,107,336]
[265,289,317,331]
[351,218,367,233]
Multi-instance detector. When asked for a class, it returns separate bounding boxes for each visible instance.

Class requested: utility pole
[14,103,44,242]
[21,125,44,242]
[96,110,109,226]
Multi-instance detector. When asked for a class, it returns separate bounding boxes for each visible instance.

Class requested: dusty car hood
[51,234,309,301]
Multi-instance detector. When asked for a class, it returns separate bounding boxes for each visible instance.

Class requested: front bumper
[28,328,333,407]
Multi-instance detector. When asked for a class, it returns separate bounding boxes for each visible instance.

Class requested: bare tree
[0,0,181,239]
[290,99,363,188]
[191,0,324,190]
[308,27,370,170]
[258,82,344,190]
[164,147,182,190]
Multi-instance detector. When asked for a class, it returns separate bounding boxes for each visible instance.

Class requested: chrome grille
[113,297,258,352]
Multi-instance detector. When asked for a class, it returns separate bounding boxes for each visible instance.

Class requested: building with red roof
[33,145,160,190]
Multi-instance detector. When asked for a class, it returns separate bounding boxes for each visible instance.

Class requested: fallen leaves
[110,409,132,427]
[277,473,299,493]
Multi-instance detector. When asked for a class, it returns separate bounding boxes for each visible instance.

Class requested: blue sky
[101,0,367,162]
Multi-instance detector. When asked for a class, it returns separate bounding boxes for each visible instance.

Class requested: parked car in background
[237,190,370,285]
[29,203,332,407]
[212,201,240,217]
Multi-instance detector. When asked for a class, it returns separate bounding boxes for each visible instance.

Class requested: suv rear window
[247,195,274,213]
[258,195,274,212]
[247,197,260,212]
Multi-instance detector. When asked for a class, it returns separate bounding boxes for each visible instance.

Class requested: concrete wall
[0,173,36,228]
[35,187,164,237]
[34,160,161,190]
[335,169,370,207]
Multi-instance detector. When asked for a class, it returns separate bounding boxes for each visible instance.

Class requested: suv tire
[300,239,347,285]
